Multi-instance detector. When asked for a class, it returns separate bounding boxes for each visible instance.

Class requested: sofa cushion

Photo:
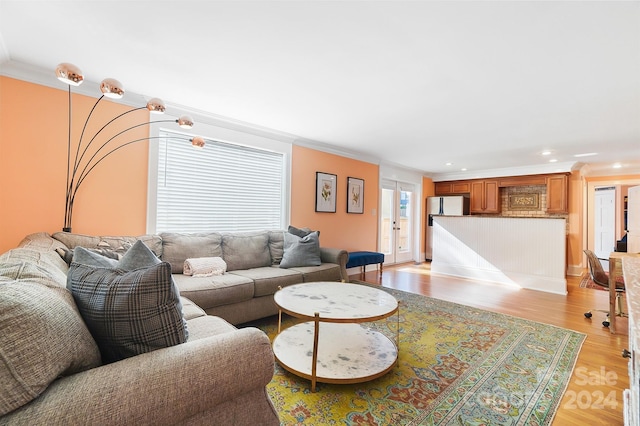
[0,248,69,287]
[230,267,303,297]
[181,296,207,320]
[288,263,343,282]
[280,231,321,268]
[10,232,70,276]
[161,232,223,274]
[52,232,163,257]
[222,232,271,271]
[172,273,254,310]
[18,232,68,251]
[268,231,285,265]
[185,315,238,340]
[0,280,102,416]
[68,241,188,363]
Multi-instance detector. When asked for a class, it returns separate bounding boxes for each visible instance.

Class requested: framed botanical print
[315,172,337,213]
[347,177,364,214]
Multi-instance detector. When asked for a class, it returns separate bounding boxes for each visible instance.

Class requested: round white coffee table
[272,282,399,392]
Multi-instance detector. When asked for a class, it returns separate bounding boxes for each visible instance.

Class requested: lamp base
[62,227,72,233]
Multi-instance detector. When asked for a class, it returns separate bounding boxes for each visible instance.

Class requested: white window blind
[155,130,285,233]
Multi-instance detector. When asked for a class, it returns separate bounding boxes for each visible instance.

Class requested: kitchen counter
[622,257,640,425]
[431,215,567,294]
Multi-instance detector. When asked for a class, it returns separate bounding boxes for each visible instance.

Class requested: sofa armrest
[320,247,349,282]
[2,328,277,425]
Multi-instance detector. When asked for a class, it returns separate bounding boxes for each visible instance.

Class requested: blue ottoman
[346,251,385,276]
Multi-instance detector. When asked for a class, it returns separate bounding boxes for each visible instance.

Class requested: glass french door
[380,180,414,264]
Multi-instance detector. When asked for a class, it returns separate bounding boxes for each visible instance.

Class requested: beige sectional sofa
[0,229,348,424]
[52,229,349,325]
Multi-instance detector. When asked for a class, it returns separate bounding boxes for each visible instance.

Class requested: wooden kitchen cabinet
[435,181,470,195]
[470,180,500,214]
[546,174,568,213]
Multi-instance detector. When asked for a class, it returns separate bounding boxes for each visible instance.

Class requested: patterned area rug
[579,272,622,290]
[248,282,585,425]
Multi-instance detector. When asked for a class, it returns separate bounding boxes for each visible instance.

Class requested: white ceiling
[1,0,639,179]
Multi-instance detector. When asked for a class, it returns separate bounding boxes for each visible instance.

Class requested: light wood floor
[349,262,629,425]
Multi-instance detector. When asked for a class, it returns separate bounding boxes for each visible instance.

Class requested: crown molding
[580,161,640,177]
[430,161,578,182]
[0,60,149,108]
[1,59,386,164]
[0,33,9,65]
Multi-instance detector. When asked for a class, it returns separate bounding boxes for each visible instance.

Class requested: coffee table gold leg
[311,312,320,392]
[396,303,400,365]
[276,286,283,334]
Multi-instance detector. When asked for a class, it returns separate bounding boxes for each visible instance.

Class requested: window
[152,129,286,233]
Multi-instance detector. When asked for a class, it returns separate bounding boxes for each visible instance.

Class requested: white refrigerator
[425,196,470,260]
[628,185,640,253]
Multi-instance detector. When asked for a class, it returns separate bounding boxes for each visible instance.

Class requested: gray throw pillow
[65,246,119,290]
[287,225,320,239]
[280,231,322,268]
[56,246,121,266]
[69,241,188,363]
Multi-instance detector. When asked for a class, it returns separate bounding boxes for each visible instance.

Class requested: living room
[1,1,639,425]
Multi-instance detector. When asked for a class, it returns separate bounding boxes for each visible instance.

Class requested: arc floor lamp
[56,62,205,232]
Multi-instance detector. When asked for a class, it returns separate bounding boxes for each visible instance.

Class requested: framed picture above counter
[508,193,539,210]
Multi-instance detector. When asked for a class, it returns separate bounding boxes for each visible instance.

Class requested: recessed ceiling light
[549,159,558,163]
[613,163,622,169]
[574,152,598,158]
[461,168,467,171]
[541,150,552,156]
[445,162,452,166]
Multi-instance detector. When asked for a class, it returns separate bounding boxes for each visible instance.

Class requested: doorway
[380,180,414,264]
[594,187,616,260]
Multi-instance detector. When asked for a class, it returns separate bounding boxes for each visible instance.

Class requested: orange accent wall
[0,76,149,252]
[2,76,633,274]
[290,145,379,251]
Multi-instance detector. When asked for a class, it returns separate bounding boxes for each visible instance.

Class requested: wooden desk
[609,252,640,334]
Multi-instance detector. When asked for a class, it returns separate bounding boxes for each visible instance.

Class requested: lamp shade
[177,115,194,129]
[55,63,84,86]
[191,136,205,148]
[100,78,125,99]
[146,98,166,114]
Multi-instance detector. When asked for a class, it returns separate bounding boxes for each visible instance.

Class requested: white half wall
[431,216,567,294]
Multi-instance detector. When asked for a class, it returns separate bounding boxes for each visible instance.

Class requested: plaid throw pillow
[69,241,188,363]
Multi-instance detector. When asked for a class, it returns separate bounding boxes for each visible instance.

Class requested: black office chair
[583,249,626,327]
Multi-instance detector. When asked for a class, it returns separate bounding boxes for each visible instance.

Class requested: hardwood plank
[351,263,629,425]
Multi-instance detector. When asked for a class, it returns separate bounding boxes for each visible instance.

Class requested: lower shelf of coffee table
[272,321,397,385]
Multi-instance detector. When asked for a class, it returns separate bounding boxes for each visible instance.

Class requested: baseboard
[567,264,584,277]
[430,262,567,295]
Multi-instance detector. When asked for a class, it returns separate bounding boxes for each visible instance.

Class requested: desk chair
[583,249,626,327]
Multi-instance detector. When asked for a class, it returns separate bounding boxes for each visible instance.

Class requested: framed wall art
[315,172,337,213]
[347,177,364,214]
